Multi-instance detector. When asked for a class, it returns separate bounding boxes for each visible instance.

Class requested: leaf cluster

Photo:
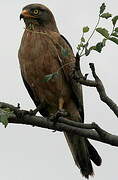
[0,108,14,128]
[77,3,118,57]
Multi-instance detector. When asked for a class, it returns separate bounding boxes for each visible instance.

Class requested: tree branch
[0,102,118,147]
[74,54,118,117]
[89,63,118,117]
[0,55,118,149]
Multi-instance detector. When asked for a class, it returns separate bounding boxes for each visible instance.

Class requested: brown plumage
[18,4,102,178]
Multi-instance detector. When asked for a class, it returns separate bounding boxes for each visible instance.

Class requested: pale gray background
[0,0,118,180]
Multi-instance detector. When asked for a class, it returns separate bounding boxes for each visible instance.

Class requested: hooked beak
[20,9,34,20]
[20,14,24,20]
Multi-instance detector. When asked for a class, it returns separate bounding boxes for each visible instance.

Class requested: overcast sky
[0,0,118,180]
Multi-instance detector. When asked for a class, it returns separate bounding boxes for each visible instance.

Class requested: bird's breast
[19,30,69,107]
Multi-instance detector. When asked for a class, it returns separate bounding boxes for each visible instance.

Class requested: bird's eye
[33,9,40,15]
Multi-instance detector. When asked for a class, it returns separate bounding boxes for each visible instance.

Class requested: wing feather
[21,73,49,117]
[57,34,84,121]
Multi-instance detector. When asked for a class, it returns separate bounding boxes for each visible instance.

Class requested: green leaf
[61,47,69,57]
[95,42,104,53]
[77,43,84,50]
[109,37,118,45]
[0,108,14,128]
[43,72,59,82]
[89,46,97,51]
[112,16,118,26]
[85,46,96,56]
[111,32,118,38]
[102,38,107,46]
[77,45,81,51]
[100,3,106,15]
[96,27,109,38]
[100,12,112,19]
[88,41,105,54]
[115,27,118,32]
[81,37,85,42]
[83,26,89,33]
[43,74,54,82]
[0,113,8,128]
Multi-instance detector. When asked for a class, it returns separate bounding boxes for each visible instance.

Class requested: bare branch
[0,102,118,147]
[89,63,118,117]
[73,54,118,118]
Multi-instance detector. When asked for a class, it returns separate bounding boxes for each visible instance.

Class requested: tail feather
[86,140,102,166]
[64,133,94,179]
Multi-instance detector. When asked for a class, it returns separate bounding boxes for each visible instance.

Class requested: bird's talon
[49,109,68,132]
[56,109,68,117]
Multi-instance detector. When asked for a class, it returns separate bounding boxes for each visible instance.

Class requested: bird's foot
[49,109,68,121]
[56,109,68,118]
[49,109,68,132]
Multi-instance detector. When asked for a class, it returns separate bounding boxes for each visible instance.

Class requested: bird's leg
[50,97,68,120]
[50,97,68,132]
[57,97,68,116]
[49,97,68,130]
[59,97,64,111]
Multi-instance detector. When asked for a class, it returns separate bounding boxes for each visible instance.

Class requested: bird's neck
[25,21,59,34]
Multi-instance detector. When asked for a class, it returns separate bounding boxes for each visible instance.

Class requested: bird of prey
[18,4,102,178]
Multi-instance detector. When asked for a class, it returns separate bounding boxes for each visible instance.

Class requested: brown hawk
[18,4,102,178]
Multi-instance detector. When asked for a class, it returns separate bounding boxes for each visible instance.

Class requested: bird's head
[20,4,58,32]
